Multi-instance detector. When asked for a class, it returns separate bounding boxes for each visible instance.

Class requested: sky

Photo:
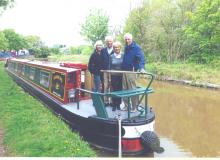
[0,0,142,46]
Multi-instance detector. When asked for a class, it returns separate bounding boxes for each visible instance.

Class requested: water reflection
[155,137,192,157]
[151,81,220,157]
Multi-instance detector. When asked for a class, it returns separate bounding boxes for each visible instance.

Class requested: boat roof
[9,58,80,73]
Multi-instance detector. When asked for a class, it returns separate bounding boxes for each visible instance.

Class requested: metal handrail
[101,70,155,114]
[76,70,155,118]
[101,69,155,92]
[77,70,155,97]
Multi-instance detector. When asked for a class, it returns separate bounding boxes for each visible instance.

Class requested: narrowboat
[5,58,164,156]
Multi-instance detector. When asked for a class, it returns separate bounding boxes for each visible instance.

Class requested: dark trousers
[111,75,122,107]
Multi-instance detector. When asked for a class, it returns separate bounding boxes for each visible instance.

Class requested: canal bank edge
[155,75,220,90]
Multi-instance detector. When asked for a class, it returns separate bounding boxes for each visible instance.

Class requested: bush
[34,46,50,58]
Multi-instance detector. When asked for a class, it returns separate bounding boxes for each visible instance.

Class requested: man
[102,36,114,106]
[121,33,145,112]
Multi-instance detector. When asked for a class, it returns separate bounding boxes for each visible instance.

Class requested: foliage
[0,0,14,14]
[121,0,218,63]
[0,31,9,50]
[80,9,109,45]
[24,35,53,57]
[34,46,50,58]
[123,1,151,56]
[24,35,43,53]
[50,47,60,54]
[3,29,28,51]
[0,62,96,156]
[70,45,93,55]
[184,0,220,63]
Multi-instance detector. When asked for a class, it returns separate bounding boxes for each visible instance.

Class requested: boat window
[18,64,22,73]
[68,72,76,84]
[21,65,25,76]
[29,67,35,80]
[25,65,30,77]
[40,71,50,88]
[12,62,16,71]
[8,62,13,70]
[14,63,18,72]
[81,71,85,83]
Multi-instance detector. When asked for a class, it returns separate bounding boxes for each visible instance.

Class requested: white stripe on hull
[123,120,155,138]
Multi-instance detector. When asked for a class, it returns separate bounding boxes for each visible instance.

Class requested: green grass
[148,62,220,84]
[0,62,96,157]
[49,54,89,63]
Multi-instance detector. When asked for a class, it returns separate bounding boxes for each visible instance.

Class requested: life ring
[140,131,164,153]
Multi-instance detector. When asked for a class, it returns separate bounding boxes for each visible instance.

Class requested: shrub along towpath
[0,62,96,157]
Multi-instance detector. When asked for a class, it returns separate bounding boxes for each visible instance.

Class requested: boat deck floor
[62,99,141,119]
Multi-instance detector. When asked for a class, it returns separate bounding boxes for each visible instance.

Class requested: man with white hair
[121,33,145,112]
[88,40,104,92]
[102,36,114,106]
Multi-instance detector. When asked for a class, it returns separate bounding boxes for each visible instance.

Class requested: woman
[110,41,124,111]
[88,40,104,92]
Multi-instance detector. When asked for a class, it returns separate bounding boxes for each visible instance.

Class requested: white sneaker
[121,107,127,111]
[130,108,137,113]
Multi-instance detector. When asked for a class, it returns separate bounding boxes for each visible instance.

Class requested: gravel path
[0,129,6,157]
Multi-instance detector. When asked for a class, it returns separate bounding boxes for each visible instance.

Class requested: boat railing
[76,70,155,120]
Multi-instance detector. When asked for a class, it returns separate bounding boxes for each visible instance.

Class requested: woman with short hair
[88,40,104,92]
[110,41,124,111]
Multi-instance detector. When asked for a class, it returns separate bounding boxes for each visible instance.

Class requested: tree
[80,9,109,45]
[3,29,27,51]
[122,0,201,62]
[123,1,151,49]
[0,0,14,14]
[0,31,9,50]
[24,35,50,58]
[24,35,44,54]
[184,0,220,62]
[24,35,42,49]
[34,46,50,58]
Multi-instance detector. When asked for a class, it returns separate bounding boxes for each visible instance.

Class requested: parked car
[0,52,12,61]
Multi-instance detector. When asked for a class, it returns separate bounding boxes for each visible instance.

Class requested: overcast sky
[0,0,142,46]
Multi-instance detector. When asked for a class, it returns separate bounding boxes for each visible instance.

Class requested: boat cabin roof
[9,58,80,73]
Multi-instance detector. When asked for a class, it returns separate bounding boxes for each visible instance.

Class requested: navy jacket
[121,41,145,71]
[102,47,114,70]
[88,50,104,76]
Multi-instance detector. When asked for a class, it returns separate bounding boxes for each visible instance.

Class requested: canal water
[152,81,220,157]
[97,81,220,157]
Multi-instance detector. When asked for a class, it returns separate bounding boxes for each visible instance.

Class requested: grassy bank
[49,54,220,84]
[0,62,96,157]
[148,62,220,84]
[49,54,89,63]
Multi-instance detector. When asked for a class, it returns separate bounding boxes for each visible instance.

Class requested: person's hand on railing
[138,68,146,73]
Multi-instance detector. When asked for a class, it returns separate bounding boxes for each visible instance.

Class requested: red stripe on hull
[122,138,144,153]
